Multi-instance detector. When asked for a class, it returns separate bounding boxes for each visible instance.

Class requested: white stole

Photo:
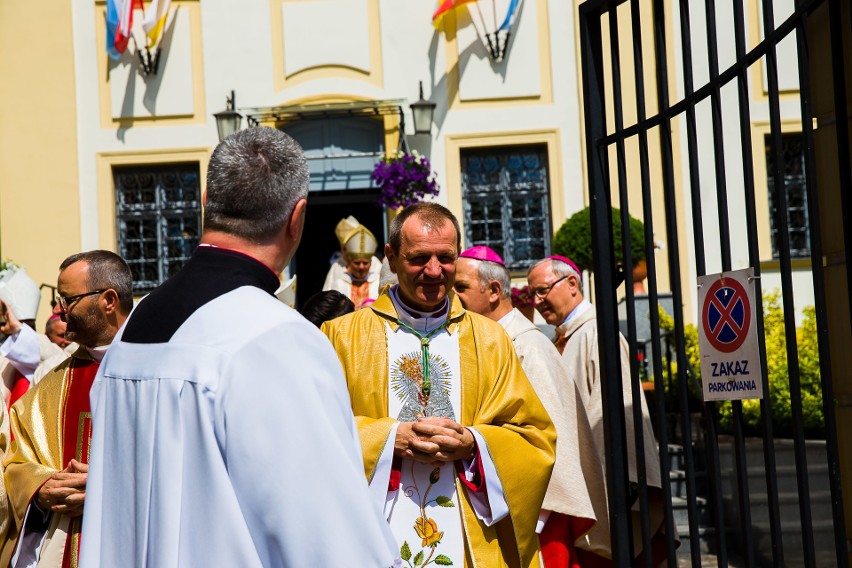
[383,322,464,567]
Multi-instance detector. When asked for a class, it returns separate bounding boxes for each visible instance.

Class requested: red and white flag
[114,0,143,54]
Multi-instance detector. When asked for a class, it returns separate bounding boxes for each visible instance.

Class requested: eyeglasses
[57,289,107,312]
[532,276,568,299]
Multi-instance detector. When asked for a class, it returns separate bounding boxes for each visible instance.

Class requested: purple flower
[372,152,440,209]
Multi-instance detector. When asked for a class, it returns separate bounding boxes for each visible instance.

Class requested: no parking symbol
[697,268,763,401]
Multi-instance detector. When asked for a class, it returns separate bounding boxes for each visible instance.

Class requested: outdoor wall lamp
[213,90,243,142]
[409,82,437,135]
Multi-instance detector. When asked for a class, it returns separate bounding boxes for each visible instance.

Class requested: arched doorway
[282,116,387,308]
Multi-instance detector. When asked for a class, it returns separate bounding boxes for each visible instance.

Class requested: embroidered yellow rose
[414,517,443,548]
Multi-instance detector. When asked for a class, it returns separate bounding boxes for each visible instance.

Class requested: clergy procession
[0,127,671,567]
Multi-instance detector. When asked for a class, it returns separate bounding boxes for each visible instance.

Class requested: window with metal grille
[114,163,201,293]
[766,133,810,258]
[461,145,551,271]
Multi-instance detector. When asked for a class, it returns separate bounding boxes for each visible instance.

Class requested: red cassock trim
[388,456,402,492]
[454,442,485,493]
[8,370,29,410]
[540,512,595,568]
[573,519,675,568]
[59,358,99,568]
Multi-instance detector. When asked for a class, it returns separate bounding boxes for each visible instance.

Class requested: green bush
[657,307,704,407]
[659,292,825,439]
[551,206,646,273]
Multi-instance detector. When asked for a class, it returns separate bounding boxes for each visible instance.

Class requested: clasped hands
[394,416,476,465]
[35,459,87,517]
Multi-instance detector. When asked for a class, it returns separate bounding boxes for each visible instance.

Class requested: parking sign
[697,268,763,401]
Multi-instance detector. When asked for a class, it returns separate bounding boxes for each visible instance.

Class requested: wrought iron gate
[578,0,850,566]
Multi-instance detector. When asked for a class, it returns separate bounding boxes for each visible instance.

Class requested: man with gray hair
[454,246,600,566]
[80,127,398,567]
[527,256,666,565]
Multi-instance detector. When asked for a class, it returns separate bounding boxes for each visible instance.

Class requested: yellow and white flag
[142,0,171,48]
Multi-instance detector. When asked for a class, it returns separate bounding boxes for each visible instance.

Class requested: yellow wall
[0,2,80,329]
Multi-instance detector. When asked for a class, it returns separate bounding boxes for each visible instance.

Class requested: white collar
[389,286,449,334]
[86,343,111,363]
[497,309,516,329]
[559,299,592,327]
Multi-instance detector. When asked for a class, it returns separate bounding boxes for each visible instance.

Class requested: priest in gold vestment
[2,251,132,568]
[323,204,556,568]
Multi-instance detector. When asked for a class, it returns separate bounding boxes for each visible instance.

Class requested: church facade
[0,0,810,324]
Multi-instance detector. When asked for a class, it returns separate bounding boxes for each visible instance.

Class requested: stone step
[718,463,829,479]
[719,517,840,568]
[718,464,831,497]
[665,443,721,480]
[668,469,711,499]
[671,495,708,509]
[720,490,836,532]
[716,438,831,470]
[675,524,716,539]
[743,489,833,505]
[674,524,716,556]
[676,553,720,568]
[746,517,837,533]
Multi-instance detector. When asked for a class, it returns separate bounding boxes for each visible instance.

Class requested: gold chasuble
[3,348,98,568]
[323,291,556,567]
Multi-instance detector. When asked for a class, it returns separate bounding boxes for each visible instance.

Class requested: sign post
[697,267,763,401]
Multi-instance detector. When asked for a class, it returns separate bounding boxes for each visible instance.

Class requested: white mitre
[335,216,378,260]
[0,266,41,320]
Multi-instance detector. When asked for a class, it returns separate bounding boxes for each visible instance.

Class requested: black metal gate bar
[730,0,786,565]
[796,1,850,564]
[677,0,729,563]
[606,4,654,563]
[579,0,850,565]
[760,2,818,566]
[650,0,703,564]
[628,0,678,564]
[579,6,635,565]
[598,0,822,148]
[701,3,757,565]
[828,0,852,328]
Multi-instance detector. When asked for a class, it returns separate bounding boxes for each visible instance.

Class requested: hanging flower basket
[372,150,440,210]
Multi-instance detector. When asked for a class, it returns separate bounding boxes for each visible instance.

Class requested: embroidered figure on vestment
[390,352,454,422]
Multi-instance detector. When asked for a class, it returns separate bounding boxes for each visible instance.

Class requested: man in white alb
[453,246,602,568]
[527,256,667,566]
[80,127,399,567]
